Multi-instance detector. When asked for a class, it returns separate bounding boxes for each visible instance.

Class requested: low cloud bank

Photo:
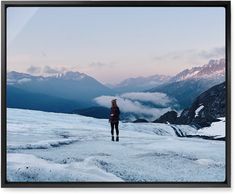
[94,92,178,121]
[120,92,175,107]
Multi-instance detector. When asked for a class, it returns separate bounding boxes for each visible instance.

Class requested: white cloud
[42,66,67,75]
[43,66,60,74]
[154,47,225,62]
[120,92,175,107]
[94,92,177,120]
[197,47,225,59]
[152,46,225,74]
[27,65,41,74]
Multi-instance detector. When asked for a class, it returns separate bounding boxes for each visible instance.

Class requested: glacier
[7,108,225,182]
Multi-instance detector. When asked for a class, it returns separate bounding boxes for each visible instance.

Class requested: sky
[7,7,225,84]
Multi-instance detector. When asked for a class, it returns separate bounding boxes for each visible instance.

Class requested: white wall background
[0,0,233,193]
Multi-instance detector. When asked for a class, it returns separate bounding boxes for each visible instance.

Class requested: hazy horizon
[7,7,225,84]
[7,57,225,86]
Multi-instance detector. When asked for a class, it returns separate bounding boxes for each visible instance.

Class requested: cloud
[120,92,175,107]
[26,65,68,76]
[26,65,41,74]
[94,92,177,120]
[41,51,47,57]
[88,61,116,68]
[89,62,108,67]
[43,66,60,74]
[153,46,225,65]
[42,66,71,75]
[197,47,225,59]
[153,49,194,61]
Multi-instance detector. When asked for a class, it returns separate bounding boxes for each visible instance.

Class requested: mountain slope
[7,71,114,108]
[111,74,171,93]
[177,82,226,128]
[154,82,226,128]
[7,85,83,113]
[149,78,222,109]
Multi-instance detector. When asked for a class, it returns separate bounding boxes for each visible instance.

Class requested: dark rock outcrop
[153,111,178,124]
[153,82,226,129]
[177,82,225,128]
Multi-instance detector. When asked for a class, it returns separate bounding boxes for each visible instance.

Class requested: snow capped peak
[55,73,63,78]
[50,71,88,81]
[171,58,225,82]
[7,70,91,86]
[7,71,44,85]
[8,71,33,79]
[207,58,225,67]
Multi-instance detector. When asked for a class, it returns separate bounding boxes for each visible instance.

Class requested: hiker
[109,99,120,142]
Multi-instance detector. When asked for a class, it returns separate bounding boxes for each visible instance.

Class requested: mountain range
[148,59,225,108]
[169,59,225,82]
[109,74,171,93]
[111,58,225,93]
[67,58,226,120]
[7,58,225,116]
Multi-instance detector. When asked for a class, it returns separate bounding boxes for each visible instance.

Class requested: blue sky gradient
[7,7,225,84]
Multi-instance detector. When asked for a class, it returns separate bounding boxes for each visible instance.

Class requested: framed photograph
[1,1,231,188]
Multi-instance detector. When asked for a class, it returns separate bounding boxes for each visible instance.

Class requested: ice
[195,159,223,167]
[7,153,122,182]
[8,138,79,151]
[7,108,225,182]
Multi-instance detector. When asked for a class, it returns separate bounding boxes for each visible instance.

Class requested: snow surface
[197,118,225,138]
[195,105,204,117]
[7,108,225,182]
[183,70,200,80]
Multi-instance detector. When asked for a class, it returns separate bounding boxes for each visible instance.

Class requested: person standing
[109,99,120,142]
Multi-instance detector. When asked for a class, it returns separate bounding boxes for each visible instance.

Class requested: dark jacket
[109,107,120,123]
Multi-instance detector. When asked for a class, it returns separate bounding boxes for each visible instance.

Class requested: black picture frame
[1,1,231,188]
